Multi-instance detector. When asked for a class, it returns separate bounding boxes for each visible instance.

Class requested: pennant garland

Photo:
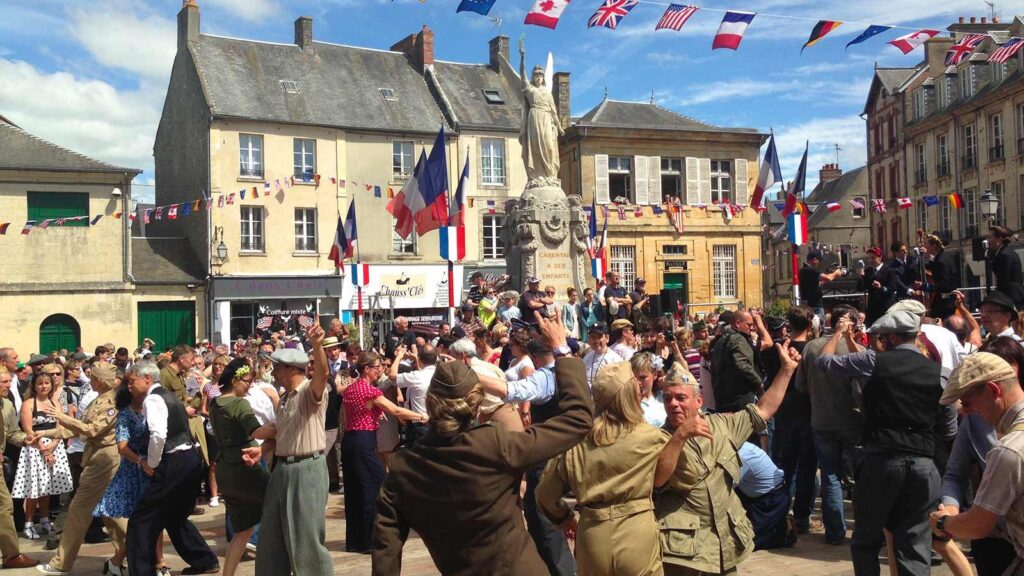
[525,0,571,29]
[826,202,841,212]
[888,29,940,54]
[850,198,865,210]
[846,25,891,50]
[713,11,756,50]
[656,4,699,31]
[873,199,887,213]
[896,197,913,209]
[922,195,939,207]
[802,20,843,52]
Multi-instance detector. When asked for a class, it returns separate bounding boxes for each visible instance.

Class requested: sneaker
[245,542,257,554]
[157,566,172,576]
[38,521,52,535]
[209,496,220,507]
[23,526,41,540]
[35,563,69,575]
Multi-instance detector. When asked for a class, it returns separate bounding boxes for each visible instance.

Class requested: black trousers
[972,536,1017,576]
[340,431,384,552]
[524,464,576,576]
[127,449,217,575]
[738,484,794,550]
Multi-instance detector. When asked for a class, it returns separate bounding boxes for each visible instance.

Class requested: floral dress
[11,400,73,499]
[93,408,149,518]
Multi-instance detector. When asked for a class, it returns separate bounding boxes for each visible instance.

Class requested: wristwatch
[935,516,952,541]
[554,344,572,357]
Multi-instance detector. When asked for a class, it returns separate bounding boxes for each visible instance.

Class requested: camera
[663,331,675,342]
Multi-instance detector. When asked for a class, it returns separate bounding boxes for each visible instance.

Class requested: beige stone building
[557,98,766,314]
[0,116,205,355]
[156,3,529,342]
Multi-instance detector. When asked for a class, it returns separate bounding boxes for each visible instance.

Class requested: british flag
[587,0,638,29]
[945,34,985,66]
[656,4,699,32]
[872,198,887,214]
[990,38,1024,64]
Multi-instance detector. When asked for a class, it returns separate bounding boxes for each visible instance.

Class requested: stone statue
[519,37,563,188]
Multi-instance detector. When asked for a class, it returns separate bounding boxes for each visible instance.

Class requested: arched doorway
[39,314,80,354]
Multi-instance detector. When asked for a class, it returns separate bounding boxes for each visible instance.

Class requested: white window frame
[392,141,415,179]
[964,123,977,169]
[960,68,973,99]
[941,200,952,235]
[293,138,316,180]
[710,160,732,204]
[937,133,949,176]
[294,208,317,252]
[240,206,264,252]
[993,61,1006,83]
[916,142,926,184]
[239,134,263,178]
[661,158,683,201]
[480,138,506,186]
[712,244,737,299]
[481,214,506,260]
[912,88,925,120]
[852,197,866,219]
[608,157,632,203]
[965,187,978,231]
[391,217,416,255]
[991,113,1004,161]
[610,245,636,290]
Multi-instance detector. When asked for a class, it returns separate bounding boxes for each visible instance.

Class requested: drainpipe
[124,175,136,284]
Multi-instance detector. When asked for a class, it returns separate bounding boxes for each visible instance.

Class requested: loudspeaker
[972,238,986,262]
[660,288,685,317]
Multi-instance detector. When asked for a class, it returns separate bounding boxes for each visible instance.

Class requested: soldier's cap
[764,316,788,332]
[268,348,309,368]
[865,310,921,334]
[587,324,608,335]
[980,291,1018,321]
[887,299,927,317]
[429,360,480,400]
[662,367,698,388]
[27,353,49,366]
[592,362,634,413]
[941,352,1017,406]
[91,362,117,385]
[610,319,634,331]
[807,250,823,261]
[692,321,707,332]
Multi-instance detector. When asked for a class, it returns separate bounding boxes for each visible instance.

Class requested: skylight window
[380,88,397,101]
[482,89,505,105]
[281,80,300,94]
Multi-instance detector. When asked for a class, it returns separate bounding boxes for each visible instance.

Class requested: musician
[857,247,889,325]
[923,234,959,320]
[988,225,1024,309]
[874,241,922,306]
[798,250,844,328]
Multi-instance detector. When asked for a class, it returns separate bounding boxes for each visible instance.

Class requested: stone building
[0,116,204,354]
[557,97,766,315]
[156,2,528,342]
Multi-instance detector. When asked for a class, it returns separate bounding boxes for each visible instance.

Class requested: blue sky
[0,0,1001,202]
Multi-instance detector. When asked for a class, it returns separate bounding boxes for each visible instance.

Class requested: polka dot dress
[11,407,73,499]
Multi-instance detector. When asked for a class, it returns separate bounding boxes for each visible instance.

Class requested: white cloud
[676,76,871,107]
[67,7,176,80]
[772,116,868,190]
[203,0,280,23]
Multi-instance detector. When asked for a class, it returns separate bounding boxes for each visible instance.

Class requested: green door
[663,273,689,303]
[39,314,80,354]
[138,302,196,351]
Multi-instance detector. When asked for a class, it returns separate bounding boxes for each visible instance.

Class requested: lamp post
[979,188,1000,294]
[213,226,228,267]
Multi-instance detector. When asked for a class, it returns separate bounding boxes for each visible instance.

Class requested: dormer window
[281,80,300,94]
[482,89,505,105]
[380,88,397,101]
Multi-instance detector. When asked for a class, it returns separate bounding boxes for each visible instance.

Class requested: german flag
[949,191,964,209]
[802,20,843,52]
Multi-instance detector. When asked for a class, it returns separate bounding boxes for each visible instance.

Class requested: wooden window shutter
[633,155,649,205]
[685,157,700,205]
[648,156,662,205]
[699,158,712,205]
[595,154,610,204]
[734,158,749,205]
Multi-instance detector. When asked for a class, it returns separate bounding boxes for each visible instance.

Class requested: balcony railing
[239,166,263,178]
[962,154,977,171]
[990,144,1005,162]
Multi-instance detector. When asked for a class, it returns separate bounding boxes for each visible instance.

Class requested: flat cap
[942,352,1017,405]
[269,348,309,368]
[610,319,634,331]
[90,362,117,385]
[692,321,707,332]
[27,354,49,366]
[866,310,921,334]
[888,299,927,317]
[527,276,540,284]
[592,362,634,413]
[429,360,480,400]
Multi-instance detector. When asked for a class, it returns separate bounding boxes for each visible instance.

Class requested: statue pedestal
[505,184,589,297]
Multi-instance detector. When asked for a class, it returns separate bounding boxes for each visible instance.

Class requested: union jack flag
[872,198,887,214]
[945,34,985,66]
[256,316,273,330]
[990,37,1024,64]
[587,0,638,29]
[656,4,699,32]
[617,205,627,220]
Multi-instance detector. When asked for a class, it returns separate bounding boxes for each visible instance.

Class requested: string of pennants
[767,191,966,216]
[458,0,1024,59]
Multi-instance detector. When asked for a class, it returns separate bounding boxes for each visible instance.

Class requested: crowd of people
[2,231,1024,575]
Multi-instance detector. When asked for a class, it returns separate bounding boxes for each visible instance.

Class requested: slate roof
[0,117,137,174]
[193,35,449,133]
[131,237,204,284]
[806,166,867,228]
[862,67,917,116]
[431,62,522,131]
[575,99,758,133]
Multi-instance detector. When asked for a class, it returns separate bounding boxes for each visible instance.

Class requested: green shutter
[27,192,90,227]
[138,302,196,351]
[39,314,81,354]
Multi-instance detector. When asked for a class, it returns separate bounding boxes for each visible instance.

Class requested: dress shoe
[181,564,220,575]
[190,506,205,516]
[4,554,40,569]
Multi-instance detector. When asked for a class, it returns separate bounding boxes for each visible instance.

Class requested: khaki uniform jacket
[0,398,27,453]
[373,357,593,576]
[536,423,671,576]
[54,389,119,466]
[655,405,766,574]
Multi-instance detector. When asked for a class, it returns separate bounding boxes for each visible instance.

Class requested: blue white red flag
[440,156,469,262]
[387,150,426,239]
[752,134,782,212]
[350,263,371,287]
[417,128,450,235]
[787,202,808,246]
[587,200,609,279]
[713,11,755,50]
[587,0,638,29]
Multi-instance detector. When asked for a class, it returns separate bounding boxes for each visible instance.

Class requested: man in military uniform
[36,363,124,575]
[0,368,38,569]
[161,346,208,468]
[654,342,800,575]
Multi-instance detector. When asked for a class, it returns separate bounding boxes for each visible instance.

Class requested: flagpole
[354,200,365,349]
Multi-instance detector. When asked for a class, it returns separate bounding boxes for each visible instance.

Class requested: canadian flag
[525,0,572,29]
[888,29,940,54]
[826,202,842,212]
[897,197,913,209]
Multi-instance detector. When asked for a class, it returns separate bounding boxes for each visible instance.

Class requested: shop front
[339,264,465,336]
[209,275,345,344]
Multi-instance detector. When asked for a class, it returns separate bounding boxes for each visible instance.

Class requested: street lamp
[216,240,228,262]
[979,188,1000,294]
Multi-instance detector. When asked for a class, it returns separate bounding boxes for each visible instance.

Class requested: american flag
[587,0,638,29]
[850,198,865,210]
[945,34,985,66]
[990,37,1024,64]
[257,316,273,330]
[656,4,699,32]
[872,198,887,214]
[297,315,315,329]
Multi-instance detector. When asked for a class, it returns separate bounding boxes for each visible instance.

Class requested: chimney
[981,16,987,23]
[994,16,1000,23]
[819,163,842,183]
[552,72,571,130]
[177,0,200,51]
[959,16,965,23]
[970,17,976,23]
[391,26,434,74]
[294,16,313,50]
[489,36,509,69]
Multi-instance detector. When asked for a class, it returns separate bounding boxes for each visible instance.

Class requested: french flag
[418,128,450,235]
[752,134,782,212]
[440,156,468,262]
[329,202,358,267]
[350,263,371,287]
[713,11,755,50]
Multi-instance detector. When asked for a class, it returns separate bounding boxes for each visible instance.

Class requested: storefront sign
[212,276,345,299]
[341,264,465,311]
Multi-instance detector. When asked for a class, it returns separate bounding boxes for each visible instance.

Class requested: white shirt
[504,356,535,382]
[143,384,193,469]
[396,365,437,416]
[610,342,636,361]
[920,323,967,388]
[583,349,624,387]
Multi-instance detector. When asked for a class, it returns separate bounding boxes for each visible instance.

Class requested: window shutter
[685,157,700,205]
[734,158,749,205]
[595,154,610,204]
[699,158,712,205]
[648,156,662,205]
[633,155,649,205]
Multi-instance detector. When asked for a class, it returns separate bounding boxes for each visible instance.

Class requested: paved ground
[8,494,964,575]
